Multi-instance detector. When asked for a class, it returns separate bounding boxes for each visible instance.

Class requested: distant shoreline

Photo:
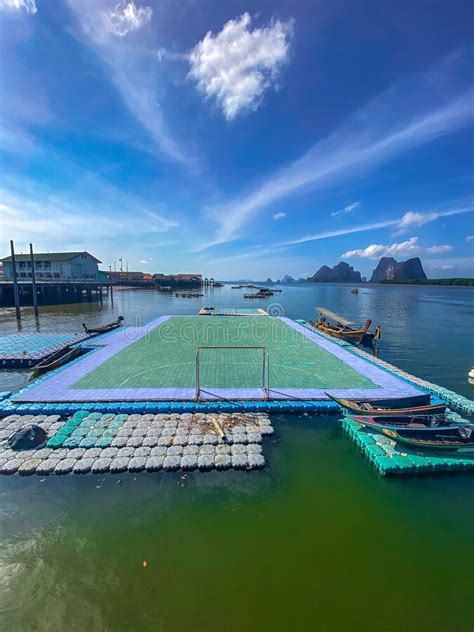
[378,278,474,286]
[224,278,474,287]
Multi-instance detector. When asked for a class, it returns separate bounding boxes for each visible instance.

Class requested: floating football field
[14,316,423,402]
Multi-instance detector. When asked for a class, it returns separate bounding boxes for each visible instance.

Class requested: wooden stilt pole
[10,240,21,321]
[29,243,39,318]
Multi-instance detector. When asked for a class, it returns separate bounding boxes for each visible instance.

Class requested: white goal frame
[195,345,269,401]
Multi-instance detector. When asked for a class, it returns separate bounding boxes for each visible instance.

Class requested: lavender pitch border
[277,318,423,400]
[13,316,172,403]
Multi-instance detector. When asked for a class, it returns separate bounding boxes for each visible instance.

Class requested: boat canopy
[315,307,354,327]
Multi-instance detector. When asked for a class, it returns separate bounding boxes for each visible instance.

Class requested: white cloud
[273,211,286,220]
[466,235,474,243]
[67,1,188,163]
[331,202,360,217]
[433,264,454,271]
[189,13,293,120]
[0,0,36,14]
[425,244,453,254]
[342,237,453,259]
[343,237,421,259]
[104,1,152,38]
[198,51,474,249]
[394,210,439,233]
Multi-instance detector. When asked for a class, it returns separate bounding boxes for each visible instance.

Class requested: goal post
[195,345,269,401]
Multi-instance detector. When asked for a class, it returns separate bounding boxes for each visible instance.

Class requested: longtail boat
[381,426,474,453]
[348,414,456,433]
[83,316,124,335]
[311,307,381,346]
[326,393,446,416]
[32,345,83,375]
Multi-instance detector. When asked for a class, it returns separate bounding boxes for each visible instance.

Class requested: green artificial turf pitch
[72,316,377,390]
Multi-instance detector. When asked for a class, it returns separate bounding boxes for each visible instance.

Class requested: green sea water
[0,284,473,631]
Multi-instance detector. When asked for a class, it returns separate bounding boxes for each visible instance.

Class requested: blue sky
[0,0,473,279]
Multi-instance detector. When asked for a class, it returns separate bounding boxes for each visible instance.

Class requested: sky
[0,0,473,280]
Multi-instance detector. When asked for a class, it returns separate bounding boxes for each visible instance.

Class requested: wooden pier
[0,280,113,308]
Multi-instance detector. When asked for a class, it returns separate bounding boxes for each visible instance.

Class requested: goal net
[195,346,269,400]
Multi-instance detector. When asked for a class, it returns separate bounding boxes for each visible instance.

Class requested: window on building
[44,261,51,269]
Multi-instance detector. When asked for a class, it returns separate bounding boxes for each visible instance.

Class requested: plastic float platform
[0,332,93,368]
[342,416,474,477]
[4,316,424,408]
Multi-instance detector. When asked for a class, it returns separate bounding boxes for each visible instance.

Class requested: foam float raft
[0,412,272,476]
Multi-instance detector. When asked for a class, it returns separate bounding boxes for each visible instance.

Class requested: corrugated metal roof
[1,251,102,263]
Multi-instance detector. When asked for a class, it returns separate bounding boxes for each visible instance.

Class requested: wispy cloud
[394,208,474,234]
[424,257,474,276]
[465,235,474,244]
[0,0,36,14]
[280,220,396,247]
[198,52,474,249]
[393,211,438,234]
[0,166,180,270]
[424,244,453,254]
[342,236,452,259]
[331,202,360,217]
[273,211,286,220]
[66,0,189,164]
[278,206,474,248]
[0,125,39,154]
[189,13,293,120]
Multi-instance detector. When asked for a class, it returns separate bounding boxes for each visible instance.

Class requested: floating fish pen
[0,312,472,477]
[243,292,273,298]
[175,292,204,298]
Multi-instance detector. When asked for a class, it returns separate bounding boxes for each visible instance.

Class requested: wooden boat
[348,414,456,433]
[381,426,474,453]
[326,393,446,416]
[311,307,381,346]
[82,316,124,335]
[32,345,83,375]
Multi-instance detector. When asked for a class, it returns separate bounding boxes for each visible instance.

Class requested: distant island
[369,256,426,283]
[259,257,474,286]
[308,262,363,283]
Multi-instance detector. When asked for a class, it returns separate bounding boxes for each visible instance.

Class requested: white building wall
[2,255,99,280]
